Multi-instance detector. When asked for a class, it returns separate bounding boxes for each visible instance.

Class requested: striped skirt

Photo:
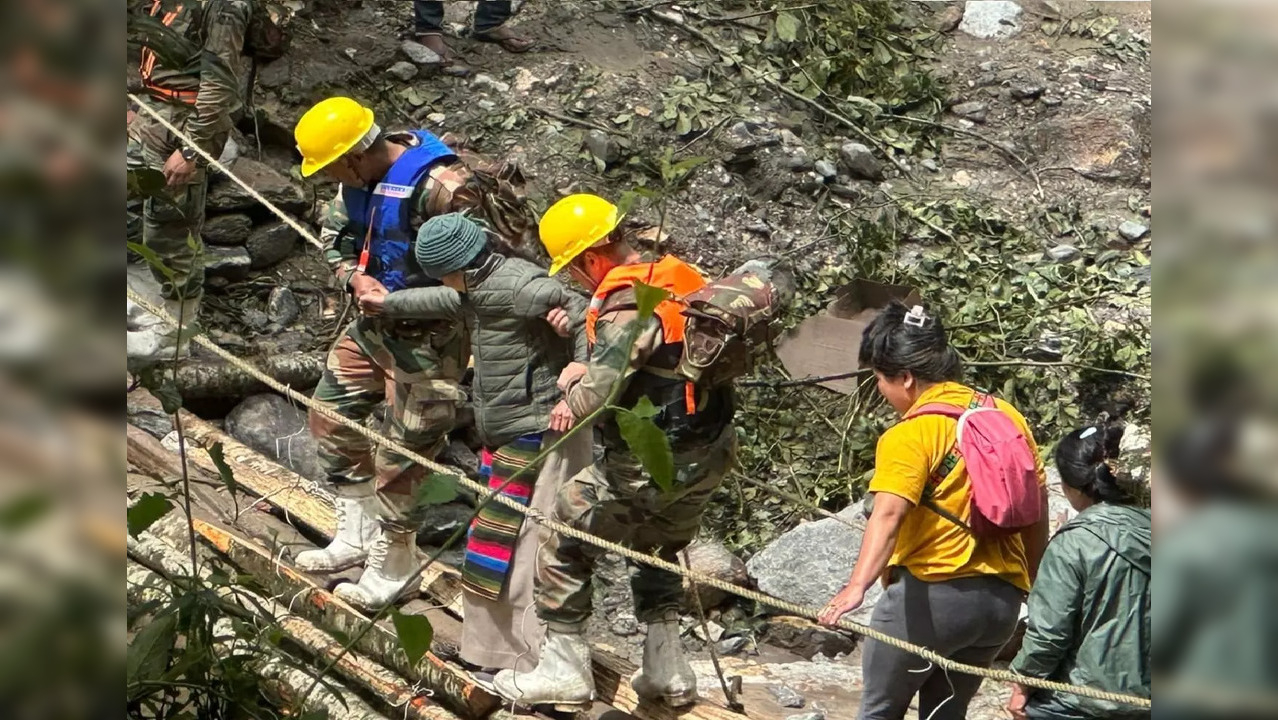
[461,433,543,601]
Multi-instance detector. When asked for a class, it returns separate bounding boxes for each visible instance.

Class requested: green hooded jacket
[1010,502,1152,719]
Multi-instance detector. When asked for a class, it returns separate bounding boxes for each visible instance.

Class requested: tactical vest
[342,131,457,292]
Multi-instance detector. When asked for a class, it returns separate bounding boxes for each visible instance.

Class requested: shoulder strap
[914,392,990,534]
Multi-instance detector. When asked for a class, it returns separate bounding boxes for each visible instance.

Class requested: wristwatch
[180,146,199,163]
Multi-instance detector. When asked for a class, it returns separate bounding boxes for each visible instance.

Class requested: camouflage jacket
[141,0,253,154]
[563,296,662,422]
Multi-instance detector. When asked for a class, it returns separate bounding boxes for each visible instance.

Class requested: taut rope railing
[125,97,1151,710]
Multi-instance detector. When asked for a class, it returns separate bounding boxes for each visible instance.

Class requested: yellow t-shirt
[868,381,1046,592]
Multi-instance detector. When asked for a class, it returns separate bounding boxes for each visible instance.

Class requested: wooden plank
[192,519,501,720]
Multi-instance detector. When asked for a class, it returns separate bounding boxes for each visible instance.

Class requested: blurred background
[1,0,1277,716]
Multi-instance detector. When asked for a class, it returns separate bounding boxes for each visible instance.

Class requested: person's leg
[471,0,535,52]
[414,0,444,35]
[858,571,938,720]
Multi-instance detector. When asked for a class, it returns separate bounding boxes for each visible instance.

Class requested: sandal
[414,32,457,64]
[471,26,536,54]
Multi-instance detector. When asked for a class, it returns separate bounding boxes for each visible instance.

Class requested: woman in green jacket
[1008,423,1151,720]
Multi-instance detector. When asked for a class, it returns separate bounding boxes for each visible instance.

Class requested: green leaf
[126,241,176,282]
[207,442,238,497]
[0,492,52,532]
[391,610,434,667]
[136,367,183,413]
[632,281,669,322]
[675,112,693,136]
[128,492,173,537]
[669,155,709,177]
[616,398,675,492]
[126,611,178,688]
[415,473,459,507]
[126,168,167,198]
[873,40,893,65]
[774,11,800,43]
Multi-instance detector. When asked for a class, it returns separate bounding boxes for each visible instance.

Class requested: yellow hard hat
[294,97,376,177]
[540,193,622,275]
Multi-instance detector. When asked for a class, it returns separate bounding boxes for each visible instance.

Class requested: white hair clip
[904,305,928,328]
[1079,426,1098,439]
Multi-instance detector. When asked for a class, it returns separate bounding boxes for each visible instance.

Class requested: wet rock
[747,508,882,622]
[387,60,419,82]
[400,40,442,66]
[951,100,989,123]
[770,685,805,708]
[472,73,511,94]
[838,142,883,181]
[610,613,640,636]
[762,615,858,660]
[267,287,301,327]
[959,0,1022,39]
[716,635,750,656]
[415,502,474,547]
[204,246,252,280]
[933,4,965,33]
[1012,84,1045,101]
[224,393,324,482]
[207,158,308,214]
[1047,244,1081,262]
[1118,220,1149,242]
[202,213,253,246]
[683,539,748,609]
[245,222,298,269]
[814,159,837,179]
[584,130,621,167]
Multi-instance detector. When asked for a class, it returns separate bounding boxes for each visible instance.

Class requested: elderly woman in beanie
[390,212,593,679]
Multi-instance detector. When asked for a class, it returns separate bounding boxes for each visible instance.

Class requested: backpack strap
[907,392,990,534]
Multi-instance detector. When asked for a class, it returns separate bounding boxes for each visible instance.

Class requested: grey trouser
[859,568,1023,720]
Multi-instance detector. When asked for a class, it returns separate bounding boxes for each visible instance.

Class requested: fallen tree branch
[965,359,1150,381]
[531,106,629,137]
[174,351,325,400]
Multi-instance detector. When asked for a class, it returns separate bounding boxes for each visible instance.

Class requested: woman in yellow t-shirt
[817,301,1050,720]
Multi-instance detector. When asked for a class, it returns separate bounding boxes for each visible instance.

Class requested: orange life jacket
[584,255,707,346]
[139,0,200,104]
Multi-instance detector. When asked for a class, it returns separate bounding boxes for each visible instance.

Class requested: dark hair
[858,301,963,382]
[1054,423,1137,504]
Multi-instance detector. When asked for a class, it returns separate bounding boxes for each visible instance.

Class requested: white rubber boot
[492,626,596,710]
[127,297,198,365]
[333,525,419,612]
[631,612,698,707]
[295,483,383,573]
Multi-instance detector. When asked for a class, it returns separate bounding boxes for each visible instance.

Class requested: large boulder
[202,213,253,246]
[745,507,883,624]
[682,539,748,609]
[246,221,299,269]
[224,393,324,482]
[207,158,309,215]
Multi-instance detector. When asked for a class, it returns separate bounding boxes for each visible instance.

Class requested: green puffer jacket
[382,253,588,448]
[1011,503,1152,720]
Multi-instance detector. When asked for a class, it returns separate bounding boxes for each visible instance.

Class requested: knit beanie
[414,213,488,279]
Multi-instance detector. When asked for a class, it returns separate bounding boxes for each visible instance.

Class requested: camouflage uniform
[127,0,253,302]
[310,147,477,524]
[535,295,738,628]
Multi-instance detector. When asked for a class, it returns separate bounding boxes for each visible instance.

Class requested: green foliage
[390,610,434,668]
[128,492,174,537]
[658,77,734,136]
[632,280,669,322]
[0,492,53,532]
[207,442,238,496]
[415,473,460,506]
[614,396,675,493]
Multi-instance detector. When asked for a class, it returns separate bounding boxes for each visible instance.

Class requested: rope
[127,288,1148,710]
[123,99,1150,709]
[128,93,326,252]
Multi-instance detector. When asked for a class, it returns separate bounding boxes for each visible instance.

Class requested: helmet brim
[545,210,623,276]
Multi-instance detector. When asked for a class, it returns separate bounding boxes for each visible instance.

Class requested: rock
[161,430,182,454]
[471,73,510,94]
[692,620,725,642]
[610,613,640,636]
[400,40,442,66]
[1029,103,1148,182]
[787,714,825,720]
[1011,84,1045,101]
[1042,96,1063,107]
[682,539,748,609]
[921,158,940,172]
[951,169,973,187]
[513,67,537,93]
[933,4,965,33]
[950,100,989,123]
[716,635,749,656]
[204,246,252,280]
[242,308,270,331]
[127,396,174,438]
[784,154,814,172]
[415,502,474,546]
[770,685,805,708]
[266,287,301,327]
[746,508,882,622]
[207,158,308,214]
[584,130,621,167]
[778,128,803,147]
[245,222,298,269]
[476,99,496,112]
[1045,470,1078,536]
[838,142,883,181]
[1047,244,1081,262]
[202,213,253,246]
[814,159,837,179]
[829,184,860,200]
[761,615,858,660]
[224,393,324,482]
[1118,220,1149,242]
[387,61,419,82]
[959,0,1022,39]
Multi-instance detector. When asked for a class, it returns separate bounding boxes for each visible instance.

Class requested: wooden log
[174,351,325,400]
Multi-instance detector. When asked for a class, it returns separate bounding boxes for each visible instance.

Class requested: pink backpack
[907,393,1043,537]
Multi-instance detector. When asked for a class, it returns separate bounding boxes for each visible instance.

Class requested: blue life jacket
[342,130,457,292]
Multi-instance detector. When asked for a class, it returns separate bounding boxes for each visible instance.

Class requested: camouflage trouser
[535,426,737,628]
[309,317,469,527]
[126,101,208,303]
